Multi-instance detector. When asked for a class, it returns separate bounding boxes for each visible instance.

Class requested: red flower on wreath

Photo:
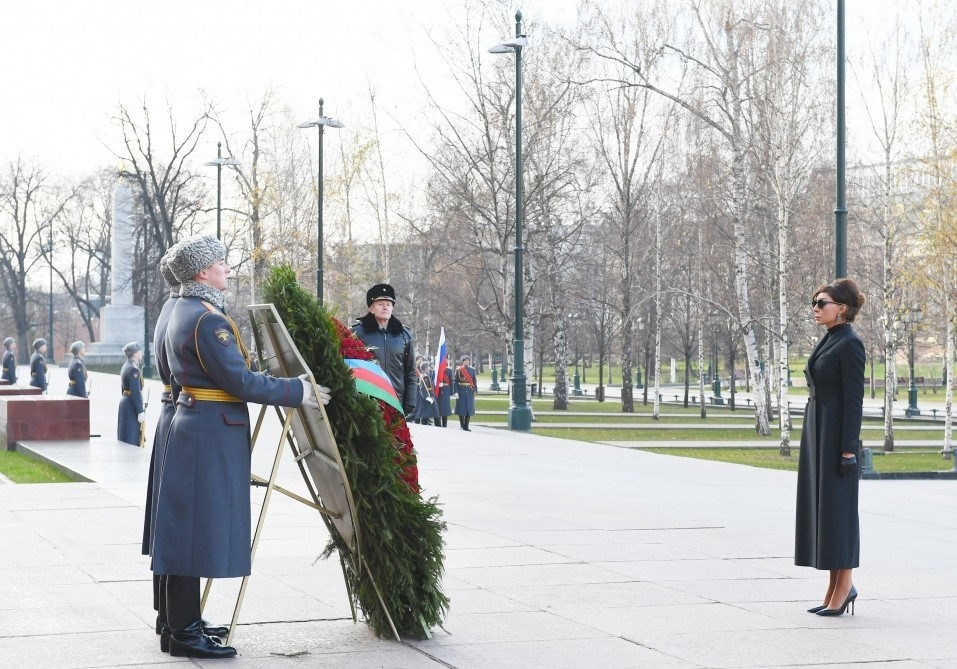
[333,316,419,492]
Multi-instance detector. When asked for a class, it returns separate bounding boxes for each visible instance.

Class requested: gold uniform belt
[180,386,243,403]
[122,390,131,396]
[163,384,172,392]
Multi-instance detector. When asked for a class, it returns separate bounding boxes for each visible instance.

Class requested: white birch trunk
[944,280,954,455]
[731,148,771,435]
[777,185,792,455]
[652,189,662,420]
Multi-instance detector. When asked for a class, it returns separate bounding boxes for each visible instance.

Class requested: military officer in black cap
[351,283,417,416]
[153,234,328,659]
[29,338,48,392]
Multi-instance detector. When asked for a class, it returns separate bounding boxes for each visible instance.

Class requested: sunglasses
[811,299,839,309]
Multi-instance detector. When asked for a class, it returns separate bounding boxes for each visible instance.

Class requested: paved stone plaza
[1,370,956,668]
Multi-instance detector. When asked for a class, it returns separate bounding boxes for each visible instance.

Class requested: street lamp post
[835,0,847,279]
[905,306,922,417]
[47,220,54,364]
[490,10,532,431]
[204,142,242,241]
[299,99,344,304]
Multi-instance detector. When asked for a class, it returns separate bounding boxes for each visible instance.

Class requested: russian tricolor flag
[434,327,447,387]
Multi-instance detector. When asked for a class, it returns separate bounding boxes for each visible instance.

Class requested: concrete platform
[0,371,955,667]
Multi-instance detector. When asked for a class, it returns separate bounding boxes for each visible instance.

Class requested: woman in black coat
[795,278,866,617]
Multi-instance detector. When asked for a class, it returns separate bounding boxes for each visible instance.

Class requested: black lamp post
[490,10,532,431]
[905,306,922,417]
[299,99,344,304]
[204,142,241,241]
[46,220,55,364]
[835,0,847,279]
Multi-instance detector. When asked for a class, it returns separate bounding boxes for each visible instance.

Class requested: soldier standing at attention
[66,341,89,397]
[117,341,145,446]
[351,283,417,417]
[454,354,477,431]
[29,338,48,392]
[152,234,328,659]
[2,337,17,384]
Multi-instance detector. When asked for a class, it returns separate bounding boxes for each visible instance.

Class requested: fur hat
[159,245,181,288]
[3,337,14,348]
[122,341,142,358]
[459,354,471,364]
[70,341,86,355]
[366,283,396,306]
[167,235,225,283]
[33,338,46,351]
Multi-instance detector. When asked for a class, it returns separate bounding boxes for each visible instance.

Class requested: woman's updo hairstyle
[813,278,866,323]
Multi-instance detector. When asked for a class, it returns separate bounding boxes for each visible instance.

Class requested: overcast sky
[0,1,940,177]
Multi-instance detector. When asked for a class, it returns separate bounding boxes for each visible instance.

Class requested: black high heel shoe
[817,585,858,616]
[807,604,827,613]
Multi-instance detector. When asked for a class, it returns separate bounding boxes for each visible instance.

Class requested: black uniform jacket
[351,313,417,414]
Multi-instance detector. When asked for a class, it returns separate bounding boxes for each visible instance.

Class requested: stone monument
[84,183,145,367]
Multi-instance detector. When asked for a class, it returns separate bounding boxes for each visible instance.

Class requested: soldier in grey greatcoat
[65,341,88,397]
[796,278,866,617]
[453,354,477,431]
[2,337,17,384]
[151,234,328,658]
[117,341,145,446]
[29,338,47,392]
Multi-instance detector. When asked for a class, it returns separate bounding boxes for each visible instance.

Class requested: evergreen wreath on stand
[262,265,448,639]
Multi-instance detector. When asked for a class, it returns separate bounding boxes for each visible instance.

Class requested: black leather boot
[166,575,237,658]
[169,620,237,658]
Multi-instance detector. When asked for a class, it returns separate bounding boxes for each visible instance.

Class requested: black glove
[839,454,858,478]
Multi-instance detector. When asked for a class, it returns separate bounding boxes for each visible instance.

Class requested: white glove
[298,375,331,407]
[137,412,146,423]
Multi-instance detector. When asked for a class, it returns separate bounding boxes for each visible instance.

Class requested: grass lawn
[0,452,75,483]
[642,448,955,474]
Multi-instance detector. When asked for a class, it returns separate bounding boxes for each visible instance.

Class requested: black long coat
[795,323,865,570]
[151,296,303,579]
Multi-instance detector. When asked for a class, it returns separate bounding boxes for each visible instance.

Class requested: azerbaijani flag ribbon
[345,359,404,413]
[434,327,447,387]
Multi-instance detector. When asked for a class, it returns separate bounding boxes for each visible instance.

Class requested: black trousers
[165,575,201,632]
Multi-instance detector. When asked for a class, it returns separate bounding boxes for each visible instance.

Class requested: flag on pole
[434,327,448,387]
[344,359,403,413]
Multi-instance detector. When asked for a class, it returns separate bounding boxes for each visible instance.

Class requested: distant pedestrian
[2,337,17,384]
[66,341,89,397]
[118,341,145,446]
[454,354,477,431]
[796,278,866,617]
[29,338,48,392]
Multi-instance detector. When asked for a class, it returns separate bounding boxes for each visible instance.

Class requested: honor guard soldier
[351,283,417,417]
[66,341,88,397]
[141,248,197,645]
[454,354,477,431]
[436,356,454,428]
[29,338,48,392]
[152,234,328,659]
[2,337,16,384]
[414,360,440,425]
[117,341,145,446]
